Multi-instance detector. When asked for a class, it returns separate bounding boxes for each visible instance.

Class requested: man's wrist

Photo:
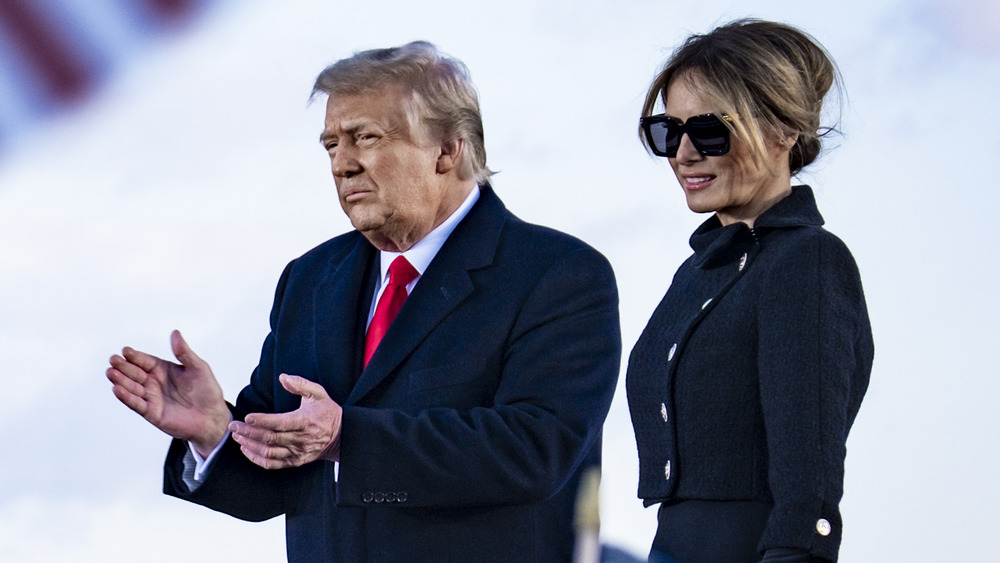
[191,409,234,458]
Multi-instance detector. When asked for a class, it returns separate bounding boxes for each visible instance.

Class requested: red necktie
[364,256,419,367]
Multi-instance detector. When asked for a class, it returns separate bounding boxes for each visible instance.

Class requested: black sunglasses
[640,113,733,157]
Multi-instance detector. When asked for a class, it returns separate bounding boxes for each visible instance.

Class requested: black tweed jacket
[627,186,873,561]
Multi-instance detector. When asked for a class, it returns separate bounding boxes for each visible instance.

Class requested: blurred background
[1,0,998,560]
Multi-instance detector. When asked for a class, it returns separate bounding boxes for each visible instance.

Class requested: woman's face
[663,73,792,227]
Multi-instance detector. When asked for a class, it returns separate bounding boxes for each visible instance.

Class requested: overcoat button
[664,461,671,480]
[362,491,374,503]
[738,253,748,271]
[374,492,385,503]
[660,403,668,422]
[701,298,712,309]
[667,343,677,361]
[816,518,831,536]
[385,492,397,502]
[397,491,408,502]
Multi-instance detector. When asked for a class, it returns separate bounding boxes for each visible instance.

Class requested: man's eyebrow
[319,120,371,145]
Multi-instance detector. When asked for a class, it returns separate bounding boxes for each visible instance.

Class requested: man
[107,41,620,562]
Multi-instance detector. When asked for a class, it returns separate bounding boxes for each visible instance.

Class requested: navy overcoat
[163,185,622,562]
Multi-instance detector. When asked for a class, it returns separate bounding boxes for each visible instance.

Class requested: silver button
[660,402,668,422]
[738,253,748,271]
[701,298,712,309]
[664,461,671,480]
[667,343,677,361]
[816,518,831,536]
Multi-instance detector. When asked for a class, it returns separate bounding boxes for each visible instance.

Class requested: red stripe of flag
[140,0,198,23]
[0,0,92,104]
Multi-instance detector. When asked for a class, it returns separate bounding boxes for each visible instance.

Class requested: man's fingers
[239,444,290,470]
[229,420,292,450]
[233,432,289,458]
[120,347,158,373]
[106,365,146,397]
[239,446,270,469]
[232,431,298,470]
[110,383,148,416]
[230,420,273,443]
[240,412,304,433]
[108,355,157,391]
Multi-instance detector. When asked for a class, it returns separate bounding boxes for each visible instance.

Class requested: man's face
[320,86,467,252]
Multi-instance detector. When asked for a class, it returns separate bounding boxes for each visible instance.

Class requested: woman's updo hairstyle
[640,19,842,175]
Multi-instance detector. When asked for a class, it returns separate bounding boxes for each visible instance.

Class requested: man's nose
[331,145,362,177]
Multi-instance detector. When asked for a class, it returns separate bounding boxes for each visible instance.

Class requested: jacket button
[664,461,671,480]
[738,253,748,271]
[816,518,831,536]
[385,492,397,503]
[362,491,374,503]
[397,491,408,503]
[374,492,385,503]
[667,343,677,361]
[660,403,668,422]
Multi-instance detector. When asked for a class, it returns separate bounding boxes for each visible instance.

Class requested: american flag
[0,0,211,151]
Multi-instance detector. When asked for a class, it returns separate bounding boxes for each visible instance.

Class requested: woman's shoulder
[778,222,852,249]
[753,227,862,294]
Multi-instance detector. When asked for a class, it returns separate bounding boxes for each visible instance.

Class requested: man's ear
[436,137,465,175]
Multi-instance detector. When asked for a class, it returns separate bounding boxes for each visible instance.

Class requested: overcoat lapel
[312,233,377,404]
[345,186,508,405]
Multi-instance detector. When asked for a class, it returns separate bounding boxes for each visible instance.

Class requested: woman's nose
[673,133,703,164]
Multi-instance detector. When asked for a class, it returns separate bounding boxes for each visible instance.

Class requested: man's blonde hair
[313,41,493,183]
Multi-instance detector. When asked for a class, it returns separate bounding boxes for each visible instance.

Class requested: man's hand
[106,330,231,457]
[230,374,343,470]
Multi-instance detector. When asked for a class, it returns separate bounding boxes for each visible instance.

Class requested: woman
[626,19,873,563]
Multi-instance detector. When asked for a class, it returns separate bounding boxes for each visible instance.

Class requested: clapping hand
[229,374,343,469]
[107,330,232,457]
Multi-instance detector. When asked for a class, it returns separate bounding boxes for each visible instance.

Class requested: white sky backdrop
[1,0,998,560]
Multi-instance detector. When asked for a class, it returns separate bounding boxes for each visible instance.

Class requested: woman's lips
[683,175,715,190]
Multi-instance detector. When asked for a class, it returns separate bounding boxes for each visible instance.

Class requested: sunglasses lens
[686,115,730,156]
[645,118,684,157]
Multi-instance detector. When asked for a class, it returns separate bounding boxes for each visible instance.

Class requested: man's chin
[346,208,387,233]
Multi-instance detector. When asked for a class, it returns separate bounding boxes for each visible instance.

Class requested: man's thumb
[279,373,318,399]
[170,329,203,367]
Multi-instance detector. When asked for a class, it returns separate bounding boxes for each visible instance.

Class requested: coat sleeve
[335,246,621,508]
[162,261,306,522]
[755,231,873,559]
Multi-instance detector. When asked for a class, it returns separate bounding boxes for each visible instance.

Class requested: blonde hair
[313,41,493,183]
[641,19,841,175]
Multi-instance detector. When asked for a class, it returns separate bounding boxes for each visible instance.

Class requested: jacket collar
[690,185,824,269]
[753,184,825,229]
[345,183,508,404]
